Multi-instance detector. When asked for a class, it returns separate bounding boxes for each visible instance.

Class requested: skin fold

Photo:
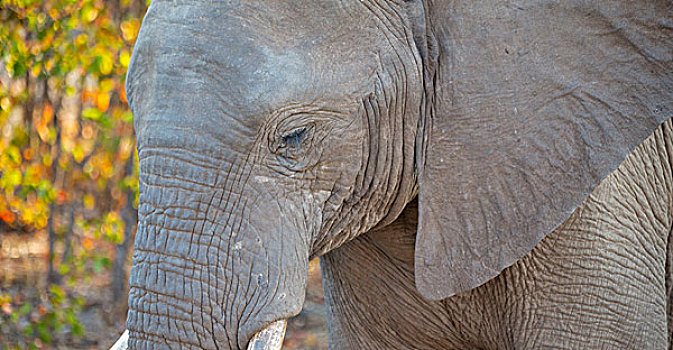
[323,119,673,349]
[123,0,673,348]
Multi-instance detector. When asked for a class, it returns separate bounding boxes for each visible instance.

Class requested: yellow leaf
[73,144,85,163]
[75,33,88,46]
[85,8,98,22]
[0,97,11,111]
[42,154,52,167]
[30,63,41,77]
[45,58,54,72]
[100,78,115,92]
[120,51,131,68]
[83,194,95,210]
[121,19,140,42]
[100,55,113,75]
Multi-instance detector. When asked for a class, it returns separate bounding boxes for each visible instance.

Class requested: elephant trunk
[112,321,286,350]
[125,149,307,349]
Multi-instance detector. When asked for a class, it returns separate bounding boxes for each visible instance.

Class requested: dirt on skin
[0,231,328,349]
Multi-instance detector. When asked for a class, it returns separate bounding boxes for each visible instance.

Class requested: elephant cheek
[124,170,308,349]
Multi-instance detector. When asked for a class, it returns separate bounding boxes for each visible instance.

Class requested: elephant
[115,0,673,348]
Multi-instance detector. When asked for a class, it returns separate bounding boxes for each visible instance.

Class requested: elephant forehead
[132,0,382,113]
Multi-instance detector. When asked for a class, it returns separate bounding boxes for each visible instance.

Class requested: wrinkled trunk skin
[126,136,308,349]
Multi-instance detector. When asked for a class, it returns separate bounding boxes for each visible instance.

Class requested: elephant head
[122,0,672,348]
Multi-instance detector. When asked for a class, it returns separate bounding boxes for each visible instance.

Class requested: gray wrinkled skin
[323,119,673,348]
[124,0,673,348]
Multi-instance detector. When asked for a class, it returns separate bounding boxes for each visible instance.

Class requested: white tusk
[110,329,129,350]
[247,320,287,350]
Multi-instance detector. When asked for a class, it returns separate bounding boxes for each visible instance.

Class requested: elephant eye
[273,125,315,168]
[267,114,329,172]
[280,127,307,151]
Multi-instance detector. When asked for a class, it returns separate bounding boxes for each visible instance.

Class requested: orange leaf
[37,304,46,315]
[82,89,95,103]
[23,148,33,160]
[42,104,54,122]
[96,93,110,112]
[56,190,67,204]
[83,237,94,250]
[0,210,14,224]
[1,302,12,314]
[120,85,127,104]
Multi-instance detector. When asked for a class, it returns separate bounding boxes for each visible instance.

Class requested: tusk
[247,320,287,350]
[110,329,129,350]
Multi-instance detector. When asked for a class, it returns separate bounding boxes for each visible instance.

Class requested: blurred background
[0,1,326,348]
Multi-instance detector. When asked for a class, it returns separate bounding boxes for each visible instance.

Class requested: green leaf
[36,322,51,343]
[23,324,33,338]
[18,303,31,316]
[10,60,27,77]
[71,321,84,337]
[81,107,103,121]
[121,111,134,123]
[92,256,110,273]
[48,285,64,306]
[58,264,70,275]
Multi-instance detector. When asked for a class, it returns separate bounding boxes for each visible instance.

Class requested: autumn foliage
[0,0,149,347]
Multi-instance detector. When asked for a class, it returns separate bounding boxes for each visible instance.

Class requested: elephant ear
[414,0,673,300]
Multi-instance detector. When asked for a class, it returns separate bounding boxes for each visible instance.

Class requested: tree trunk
[44,79,63,285]
[112,155,137,304]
